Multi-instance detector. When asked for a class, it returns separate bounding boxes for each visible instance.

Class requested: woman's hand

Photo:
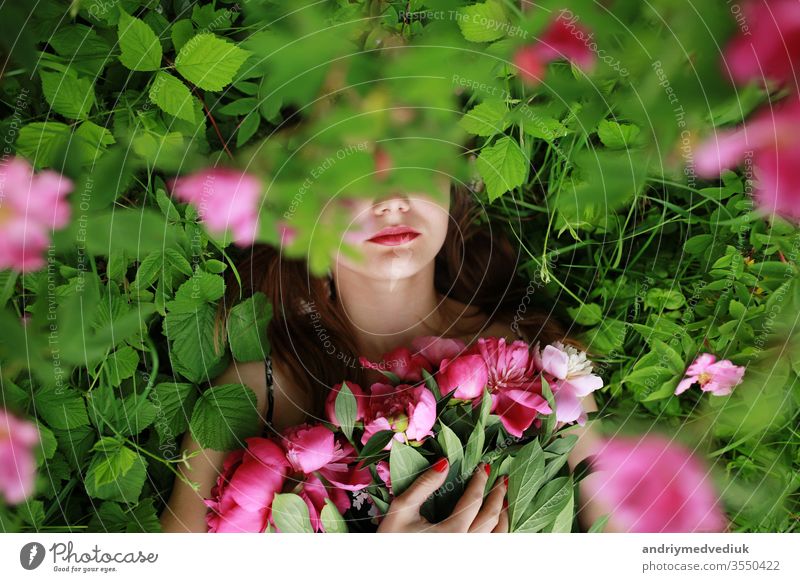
[376,459,509,533]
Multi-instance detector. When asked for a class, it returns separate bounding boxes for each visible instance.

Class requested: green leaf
[359,430,395,464]
[567,302,603,326]
[40,69,96,120]
[389,440,430,497]
[508,439,545,530]
[236,112,261,147]
[15,122,72,169]
[597,119,641,149]
[85,439,148,503]
[175,33,250,91]
[588,514,610,532]
[163,304,227,383]
[459,99,509,136]
[476,136,529,201]
[117,9,162,71]
[149,72,196,124]
[105,345,139,388]
[33,385,89,430]
[189,383,259,450]
[334,382,358,441]
[227,292,271,362]
[547,488,575,532]
[320,499,348,533]
[171,19,194,52]
[151,382,197,442]
[89,438,137,488]
[437,422,464,469]
[457,0,509,43]
[272,493,314,533]
[515,476,573,533]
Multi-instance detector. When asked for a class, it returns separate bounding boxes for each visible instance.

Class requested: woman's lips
[366,226,421,246]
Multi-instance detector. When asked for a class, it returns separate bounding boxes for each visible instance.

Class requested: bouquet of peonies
[203,336,604,533]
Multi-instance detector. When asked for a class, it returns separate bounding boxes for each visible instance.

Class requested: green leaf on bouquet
[189,384,259,451]
[334,382,358,441]
[508,439,545,531]
[588,514,610,533]
[437,422,464,470]
[544,486,575,532]
[463,388,492,473]
[389,441,429,497]
[272,493,314,533]
[421,368,442,401]
[320,499,348,533]
[540,376,557,439]
[358,430,395,465]
[515,476,574,533]
[544,434,578,456]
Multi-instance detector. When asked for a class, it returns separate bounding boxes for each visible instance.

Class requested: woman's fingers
[492,505,510,533]
[444,462,491,530]
[391,457,450,517]
[468,476,507,533]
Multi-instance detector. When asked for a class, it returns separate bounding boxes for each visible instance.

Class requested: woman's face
[332,176,451,282]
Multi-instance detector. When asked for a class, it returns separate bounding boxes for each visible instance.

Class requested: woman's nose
[372,194,410,216]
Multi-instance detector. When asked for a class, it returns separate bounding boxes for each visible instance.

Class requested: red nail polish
[503,498,509,510]
[503,475,509,488]
[433,457,449,473]
[483,463,491,476]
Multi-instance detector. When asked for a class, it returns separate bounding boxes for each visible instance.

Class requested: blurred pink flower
[723,0,800,88]
[534,340,603,425]
[513,12,596,86]
[695,96,800,223]
[584,435,728,533]
[675,353,746,397]
[0,156,72,272]
[474,337,551,438]
[361,383,437,449]
[203,437,289,533]
[168,168,262,246]
[0,408,41,505]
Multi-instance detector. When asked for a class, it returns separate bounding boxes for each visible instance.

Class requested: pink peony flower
[410,335,467,365]
[694,96,800,223]
[675,353,746,397]
[513,11,596,86]
[0,156,72,272]
[583,435,729,533]
[281,424,370,490]
[534,340,603,425]
[437,354,489,400]
[282,424,339,474]
[0,408,41,505]
[325,382,366,427]
[290,473,351,533]
[723,0,800,88]
[361,383,437,449]
[375,460,392,492]
[203,437,290,533]
[168,168,263,246]
[359,346,433,382]
[474,337,552,438]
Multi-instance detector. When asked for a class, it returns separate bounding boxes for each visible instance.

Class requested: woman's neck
[333,262,447,359]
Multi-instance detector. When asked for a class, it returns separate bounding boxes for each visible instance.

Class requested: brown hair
[212,182,578,417]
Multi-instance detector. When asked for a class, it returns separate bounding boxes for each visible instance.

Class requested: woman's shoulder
[212,357,310,433]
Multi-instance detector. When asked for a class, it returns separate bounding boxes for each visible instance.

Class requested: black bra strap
[264,356,275,426]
